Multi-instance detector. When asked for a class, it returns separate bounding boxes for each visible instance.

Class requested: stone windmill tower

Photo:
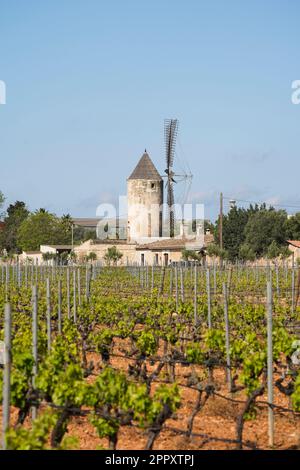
[127,150,163,242]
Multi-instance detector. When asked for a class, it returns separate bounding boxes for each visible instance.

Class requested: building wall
[287,244,300,262]
[19,252,43,264]
[74,240,187,266]
[127,179,163,241]
[74,240,138,265]
[40,245,57,254]
[136,250,184,266]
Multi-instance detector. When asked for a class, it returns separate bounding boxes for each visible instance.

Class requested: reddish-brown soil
[1,341,300,450]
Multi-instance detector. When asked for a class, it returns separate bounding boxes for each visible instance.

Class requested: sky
[1,0,300,223]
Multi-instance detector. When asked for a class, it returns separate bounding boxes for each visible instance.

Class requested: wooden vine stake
[180,267,184,302]
[223,283,232,392]
[194,265,198,326]
[57,279,62,334]
[175,266,178,310]
[206,268,212,329]
[73,269,77,323]
[46,278,51,352]
[291,267,295,315]
[2,303,12,450]
[266,281,274,447]
[32,285,38,420]
[67,267,70,319]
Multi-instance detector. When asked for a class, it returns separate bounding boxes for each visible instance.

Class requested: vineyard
[1,262,300,450]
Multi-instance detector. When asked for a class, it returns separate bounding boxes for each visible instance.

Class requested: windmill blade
[167,181,175,237]
[164,119,179,170]
[167,180,175,206]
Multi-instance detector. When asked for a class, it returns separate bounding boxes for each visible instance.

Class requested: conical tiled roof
[128,151,162,181]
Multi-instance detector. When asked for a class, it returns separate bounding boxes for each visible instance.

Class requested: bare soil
[2,343,300,450]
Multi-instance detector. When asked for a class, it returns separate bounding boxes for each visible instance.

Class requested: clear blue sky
[1,0,300,222]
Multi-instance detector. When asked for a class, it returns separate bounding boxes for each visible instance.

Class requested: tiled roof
[44,245,73,250]
[128,151,162,181]
[90,239,135,245]
[137,238,189,250]
[72,218,101,227]
[72,218,126,228]
[287,240,300,248]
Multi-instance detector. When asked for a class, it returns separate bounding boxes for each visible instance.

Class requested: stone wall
[127,179,163,241]
[74,240,138,265]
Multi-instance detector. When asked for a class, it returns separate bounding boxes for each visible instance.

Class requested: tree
[104,246,123,265]
[57,214,73,245]
[206,243,227,259]
[204,220,215,234]
[72,226,96,243]
[17,210,64,251]
[86,252,97,262]
[214,207,249,261]
[214,204,275,261]
[281,245,292,259]
[104,223,109,239]
[181,249,201,261]
[0,201,29,253]
[286,213,300,240]
[238,243,256,262]
[266,241,282,260]
[243,209,288,258]
[266,240,291,261]
[69,251,77,263]
[42,252,56,262]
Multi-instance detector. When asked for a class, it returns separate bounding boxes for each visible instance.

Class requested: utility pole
[219,192,223,250]
[219,192,223,268]
[71,223,74,252]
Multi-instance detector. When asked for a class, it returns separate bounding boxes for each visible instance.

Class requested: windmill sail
[164,119,179,237]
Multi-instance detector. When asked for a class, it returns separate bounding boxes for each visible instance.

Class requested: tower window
[151,183,155,189]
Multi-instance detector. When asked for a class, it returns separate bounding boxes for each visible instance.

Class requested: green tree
[104,223,109,239]
[243,209,288,258]
[206,243,227,259]
[17,210,63,251]
[286,213,300,240]
[86,252,97,262]
[104,246,123,265]
[72,227,96,243]
[42,252,56,262]
[214,207,249,261]
[0,201,29,253]
[238,243,256,262]
[266,240,282,260]
[266,240,291,261]
[181,249,201,261]
[58,214,73,244]
[204,219,215,233]
[214,204,271,261]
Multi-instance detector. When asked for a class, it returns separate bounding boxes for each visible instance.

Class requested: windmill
[164,119,192,238]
